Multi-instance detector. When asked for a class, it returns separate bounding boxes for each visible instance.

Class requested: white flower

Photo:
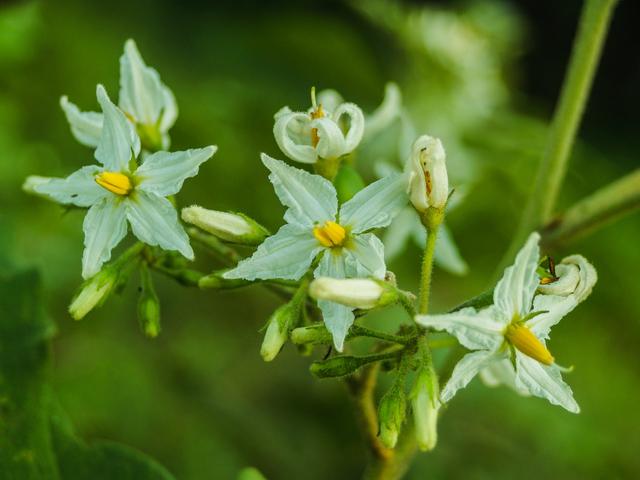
[416,232,590,413]
[407,135,449,212]
[273,90,365,164]
[60,39,178,150]
[224,154,407,350]
[376,162,467,275]
[32,85,215,279]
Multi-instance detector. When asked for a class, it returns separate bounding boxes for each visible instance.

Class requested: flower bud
[309,277,398,310]
[198,269,253,289]
[406,135,448,213]
[411,367,441,451]
[68,266,118,320]
[309,354,375,378]
[378,384,407,449]
[538,255,597,302]
[181,206,269,245]
[137,265,161,338]
[291,324,333,346]
[261,303,298,362]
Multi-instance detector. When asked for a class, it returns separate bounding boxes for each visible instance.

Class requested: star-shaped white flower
[416,232,587,413]
[31,85,215,279]
[273,92,364,164]
[224,154,407,350]
[60,39,177,151]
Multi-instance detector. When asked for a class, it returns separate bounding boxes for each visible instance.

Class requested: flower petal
[479,358,530,396]
[136,146,216,196]
[81,197,128,279]
[515,351,580,413]
[382,207,415,262]
[526,294,578,339]
[314,251,354,351]
[415,306,504,351]
[126,191,192,259]
[33,166,108,207]
[316,89,344,114]
[273,111,317,164]
[119,39,165,125]
[224,224,322,281]
[60,96,103,147]
[493,232,540,321]
[312,117,346,160]
[345,233,386,279]
[159,86,178,133]
[332,102,364,153]
[261,154,338,227]
[441,350,501,402]
[95,84,141,171]
[339,173,407,233]
[363,83,401,142]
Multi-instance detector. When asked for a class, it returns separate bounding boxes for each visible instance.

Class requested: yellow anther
[505,323,554,366]
[313,221,346,248]
[95,171,133,196]
[540,276,557,285]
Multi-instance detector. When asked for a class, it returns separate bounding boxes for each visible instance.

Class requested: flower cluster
[24,38,599,457]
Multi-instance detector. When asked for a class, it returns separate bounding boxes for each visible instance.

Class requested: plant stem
[541,168,640,249]
[504,0,617,267]
[418,225,439,315]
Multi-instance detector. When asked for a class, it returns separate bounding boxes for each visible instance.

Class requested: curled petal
[316,89,344,114]
[312,117,346,160]
[364,83,402,141]
[60,96,103,147]
[159,86,178,134]
[273,111,317,164]
[332,102,365,153]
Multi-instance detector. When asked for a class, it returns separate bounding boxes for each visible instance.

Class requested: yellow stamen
[425,170,432,195]
[540,276,557,285]
[313,221,346,248]
[505,323,554,366]
[95,171,133,196]
[310,104,325,148]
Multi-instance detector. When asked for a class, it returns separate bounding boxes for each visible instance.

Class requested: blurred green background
[1,0,639,478]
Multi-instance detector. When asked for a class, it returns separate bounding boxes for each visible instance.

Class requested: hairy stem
[541,168,640,249]
[503,0,617,267]
[418,225,439,315]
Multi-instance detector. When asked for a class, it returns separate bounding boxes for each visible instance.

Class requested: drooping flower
[416,233,593,413]
[273,89,365,164]
[60,39,178,151]
[29,85,215,279]
[224,154,407,349]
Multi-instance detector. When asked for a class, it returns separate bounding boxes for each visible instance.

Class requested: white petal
[344,233,386,279]
[60,96,103,147]
[136,146,216,196]
[159,86,178,133]
[433,224,468,275]
[81,197,128,279]
[224,224,322,281]
[33,166,108,207]
[493,232,540,321]
[261,154,338,227]
[273,111,317,164]
[95,84,141,171]
[479,358,530,396]
[126,191,192,259]
[364,83,401,142]
[526,294,578,339]
[119,39,165,125]
[316,89,344,113]
[312,117,346,160]
[332,102,364,153]
[441,350,500,402]
[515,352,580,413]
[339,173,407,233]
[415,306,504,351]
[382,207,416,262]
[314,251,354,351]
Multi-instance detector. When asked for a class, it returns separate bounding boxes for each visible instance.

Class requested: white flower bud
[261,303,297,362]
[181,206,269,245]
[309,277,397,310]
[538,255,597,303]
[378,384,407,449]
[411,367,440,451]
[406,135,448,212]
[68,267,118,320]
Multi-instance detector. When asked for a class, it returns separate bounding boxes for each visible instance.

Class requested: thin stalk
[418,226,439,315]
[504,0,617,268]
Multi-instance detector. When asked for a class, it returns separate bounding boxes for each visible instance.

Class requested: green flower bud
[309,355,363,378]
[199,269,253,289]
[68,266,119,320]
[181,206,269,245]
[137,264,161,338]
[291,324,333,346]
[309,277,398,310]
[261,302,298,362]
[378,384,407,449]
[411,366,440,451]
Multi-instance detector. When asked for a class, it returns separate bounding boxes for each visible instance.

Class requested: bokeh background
[1,0,639,478]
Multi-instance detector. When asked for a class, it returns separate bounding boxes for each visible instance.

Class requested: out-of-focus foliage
[1,0,639,479]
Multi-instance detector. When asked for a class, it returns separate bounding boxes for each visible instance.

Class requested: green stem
[418,225,439,315]
[541,168,640,249]
[187,227,241,265]
[504,0,617,267]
